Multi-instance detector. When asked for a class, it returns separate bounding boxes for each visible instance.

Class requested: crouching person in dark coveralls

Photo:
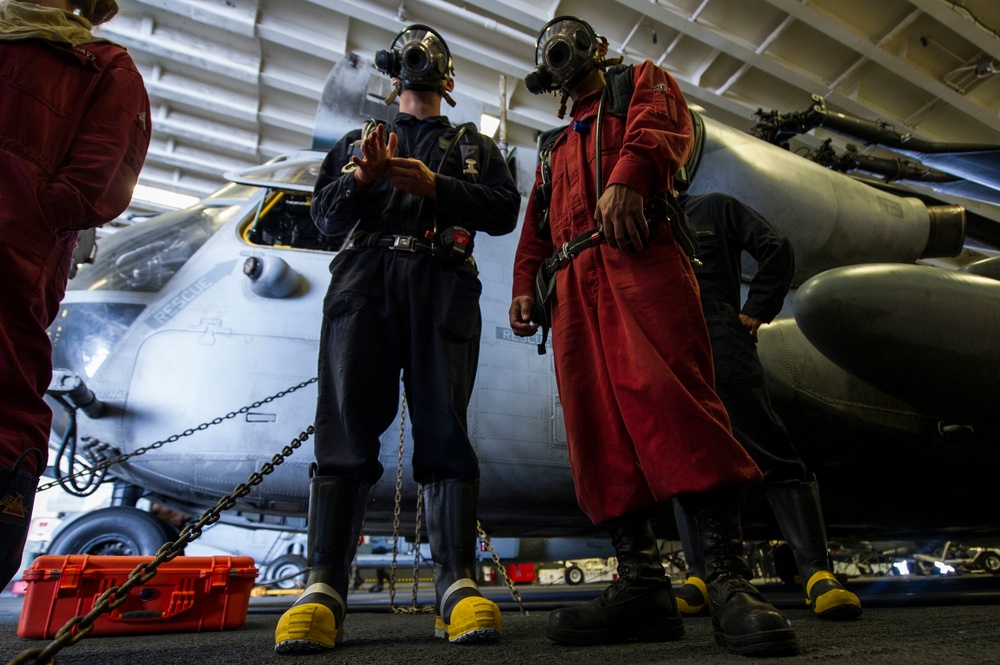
[672,192,862,621]
[273,25,519,654]
[508,16,798,657]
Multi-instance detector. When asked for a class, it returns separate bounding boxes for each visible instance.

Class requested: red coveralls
[512,61,760,525]
[0,38,151,477]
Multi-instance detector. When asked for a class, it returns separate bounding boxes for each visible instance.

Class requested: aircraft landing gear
[261,553,308,589]
[46,506,180,557]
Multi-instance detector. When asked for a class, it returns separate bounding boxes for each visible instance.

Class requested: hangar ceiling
[105,0,1000,215]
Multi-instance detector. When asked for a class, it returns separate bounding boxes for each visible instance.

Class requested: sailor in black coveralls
[274,24,519,655]
[672,192,863,622]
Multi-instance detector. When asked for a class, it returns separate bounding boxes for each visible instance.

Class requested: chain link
[37,378,318,493]
[388,392,433,615]
[382,392,525,617]
[477,523,528,615]
[6,425,315,665]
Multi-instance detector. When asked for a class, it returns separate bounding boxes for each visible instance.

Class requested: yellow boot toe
[274,602,344,654]
[441,596,502,643]
[675,576,710,617]
[806,571,862,620]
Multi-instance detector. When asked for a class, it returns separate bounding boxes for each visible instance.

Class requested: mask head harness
[524,16,610,118]
[375,24,456,107]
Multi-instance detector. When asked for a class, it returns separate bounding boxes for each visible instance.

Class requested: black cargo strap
[344,230,435,254]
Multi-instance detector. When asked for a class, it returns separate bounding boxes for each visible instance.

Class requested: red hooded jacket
[0,35,151,476]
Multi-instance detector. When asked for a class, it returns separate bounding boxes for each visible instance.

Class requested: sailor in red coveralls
[508,16,798,657]
[0,0,150,589]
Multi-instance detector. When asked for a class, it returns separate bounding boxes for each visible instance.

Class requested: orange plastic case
[17,555,258,639]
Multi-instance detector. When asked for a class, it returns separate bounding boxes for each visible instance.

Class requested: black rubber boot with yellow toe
[546,510,685,645]
[767,478,862,620]
[424,479,502,644]
[274,475,369,655]
[672,498,710,617]
[679,488,799,657]
[675,576,710,617]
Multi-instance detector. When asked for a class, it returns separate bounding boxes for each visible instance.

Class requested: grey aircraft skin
[42,56,1000,564]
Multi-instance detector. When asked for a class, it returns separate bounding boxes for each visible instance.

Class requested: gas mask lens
[524,17,597,94]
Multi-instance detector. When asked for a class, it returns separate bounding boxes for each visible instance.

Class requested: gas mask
[374,24,455,105]
[524,16,599,96]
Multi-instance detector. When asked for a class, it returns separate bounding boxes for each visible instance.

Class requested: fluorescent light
[132,184,200,209]
[480,113,500,138]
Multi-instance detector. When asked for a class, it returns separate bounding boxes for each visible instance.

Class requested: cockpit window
[70,205,241,293]
[242,191,343,252]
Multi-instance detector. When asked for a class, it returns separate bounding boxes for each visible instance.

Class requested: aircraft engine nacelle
[686,114,965,285]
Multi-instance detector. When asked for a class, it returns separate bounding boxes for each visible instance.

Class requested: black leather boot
[767,478,861,620]
[546,510,685,645]
[0,466,38,589]
[275,475,369,654]
[424,479,502,643]
[679,488,799,656]
[672,498,709,617]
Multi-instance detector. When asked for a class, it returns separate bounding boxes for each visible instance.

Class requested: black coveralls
[682,192,806,483]
[311,114,519,485]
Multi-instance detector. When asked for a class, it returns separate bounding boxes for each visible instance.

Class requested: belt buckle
[391,235,415,251]
[555,241,571,265]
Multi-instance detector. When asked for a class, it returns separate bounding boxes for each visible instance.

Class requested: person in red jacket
[0,0,151,588]
[509,17,798,656]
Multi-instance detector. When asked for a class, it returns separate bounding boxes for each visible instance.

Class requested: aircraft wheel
[979,552,1000,574]
[46,506,180,557]
[564,565,584,585]
[263,553,308,589]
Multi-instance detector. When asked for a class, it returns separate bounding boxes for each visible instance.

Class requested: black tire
[46,507,180,557]
[979,552,1000,574]
[263,553,308,589]
[564,565,584,585]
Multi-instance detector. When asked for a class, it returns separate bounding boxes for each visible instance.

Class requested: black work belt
[345,231,435,254]
[532,227,603,355]
[343,230,479,275]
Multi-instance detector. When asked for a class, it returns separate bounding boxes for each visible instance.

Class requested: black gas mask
[524,16,599,96]
[375,24,456,106]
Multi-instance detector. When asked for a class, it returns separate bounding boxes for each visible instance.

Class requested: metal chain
[6,425,315,665]
[477,522,528,615]
[37,378,318,493]
[382,392,525,616]
[388,392,433,614]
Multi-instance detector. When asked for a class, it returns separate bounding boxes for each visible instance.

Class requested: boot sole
[816,603,863,621]
[547,617,685,646]
[713,626,799,656]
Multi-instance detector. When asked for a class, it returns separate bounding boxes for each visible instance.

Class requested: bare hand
[739,313,764,342]
[509,296,539,337]
[388,157,437,198]
[353,124,398,186]
[594,184,649,252]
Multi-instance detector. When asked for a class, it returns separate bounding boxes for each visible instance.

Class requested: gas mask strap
[431,124,469,236]
[594,85,609,201]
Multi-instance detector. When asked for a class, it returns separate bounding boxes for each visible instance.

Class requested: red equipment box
[18,555,258,639]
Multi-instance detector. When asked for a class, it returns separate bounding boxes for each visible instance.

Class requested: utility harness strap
[532,227,604,355]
